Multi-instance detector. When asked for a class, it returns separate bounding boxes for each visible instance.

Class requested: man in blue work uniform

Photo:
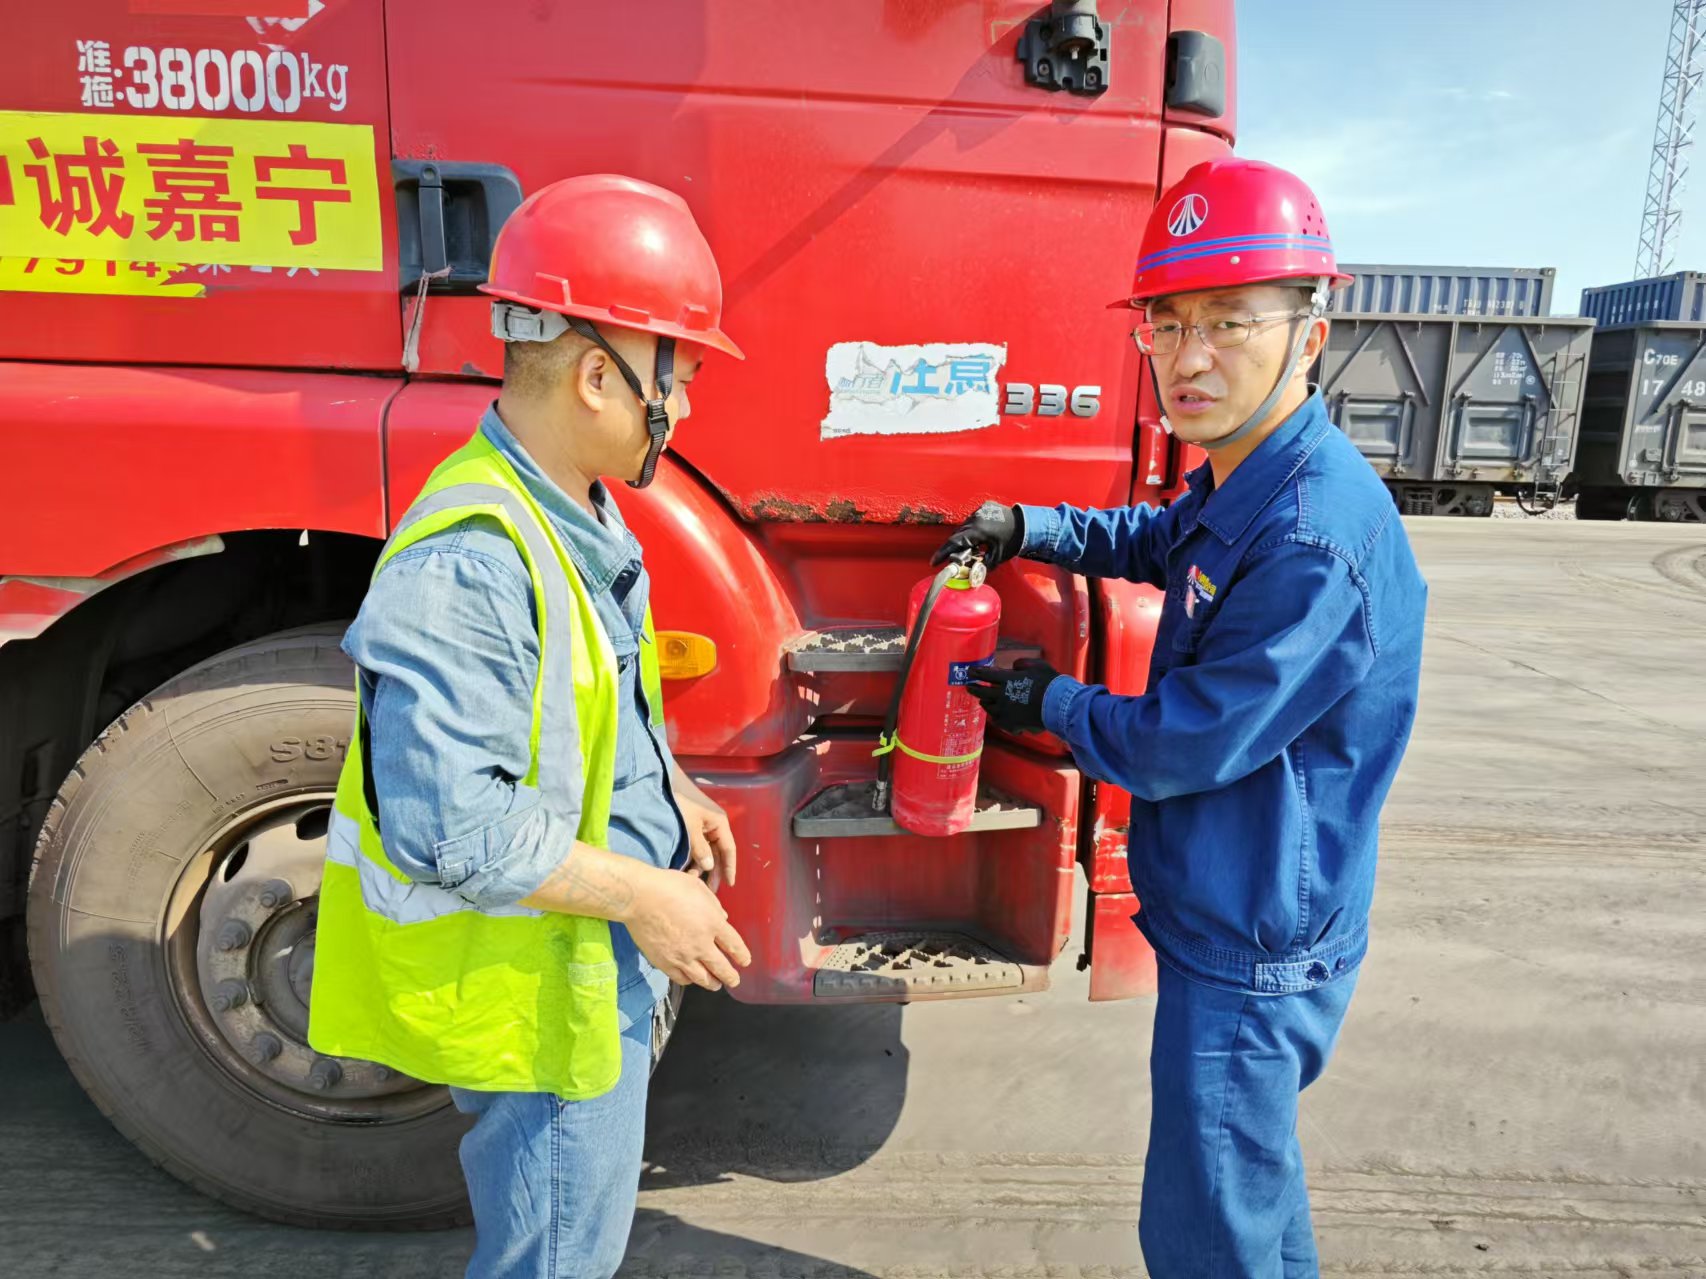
[936,159,1428,1275]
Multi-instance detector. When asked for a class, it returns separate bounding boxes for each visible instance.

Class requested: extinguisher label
[947,654,997,686]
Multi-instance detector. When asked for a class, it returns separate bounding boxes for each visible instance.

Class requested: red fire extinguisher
[873,557,1002,837]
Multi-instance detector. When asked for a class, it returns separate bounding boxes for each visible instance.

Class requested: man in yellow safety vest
[309,174,750,1279]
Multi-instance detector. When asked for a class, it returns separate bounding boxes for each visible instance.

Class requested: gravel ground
[1491,496,1578,520]
[3,519,1703,1278]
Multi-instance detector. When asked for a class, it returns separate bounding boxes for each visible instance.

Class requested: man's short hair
[502,328,591,399]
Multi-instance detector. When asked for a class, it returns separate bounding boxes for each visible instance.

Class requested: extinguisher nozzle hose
[873,561,962,814]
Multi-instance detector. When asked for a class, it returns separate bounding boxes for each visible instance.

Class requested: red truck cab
[0,0,1233,1226]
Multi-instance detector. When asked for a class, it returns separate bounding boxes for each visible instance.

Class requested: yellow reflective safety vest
[308,429,666,1099]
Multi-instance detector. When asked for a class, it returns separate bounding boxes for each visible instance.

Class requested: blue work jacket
[1022,393,1427,994]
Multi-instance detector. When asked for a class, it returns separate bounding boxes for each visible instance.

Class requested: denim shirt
[342,405,687,1031]
[1019,393,1427,994]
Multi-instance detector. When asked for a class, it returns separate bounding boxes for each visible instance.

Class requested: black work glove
[964,659,1061,735]
[931,501,1024,568]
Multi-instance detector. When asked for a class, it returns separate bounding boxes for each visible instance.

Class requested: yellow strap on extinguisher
[872,732,983,767]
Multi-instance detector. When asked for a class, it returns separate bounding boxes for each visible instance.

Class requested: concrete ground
[2,519,1703,1277]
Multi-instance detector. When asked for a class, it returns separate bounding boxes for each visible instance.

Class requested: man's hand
[677,793,737,891]
[931,501,1024,569]
[625,867,751,992]
[964,658,1061,735]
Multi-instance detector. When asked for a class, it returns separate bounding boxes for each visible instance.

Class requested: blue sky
[1237,1,1685,310]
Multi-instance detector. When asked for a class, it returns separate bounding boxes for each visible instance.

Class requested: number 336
[1002,384,1101,418]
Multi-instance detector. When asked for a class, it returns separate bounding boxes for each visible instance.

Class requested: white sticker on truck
[821,341,1007,440]
[74,39,349,114]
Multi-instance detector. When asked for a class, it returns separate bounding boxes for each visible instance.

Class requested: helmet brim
[1113,269,1355,310]
[479,284,745,360]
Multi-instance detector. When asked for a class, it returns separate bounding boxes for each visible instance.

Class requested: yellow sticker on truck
[0,110,381,272]
[0,256,206,297]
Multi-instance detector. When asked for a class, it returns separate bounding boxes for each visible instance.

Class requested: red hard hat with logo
[481,173,743,360]
[1122,158,1354,306]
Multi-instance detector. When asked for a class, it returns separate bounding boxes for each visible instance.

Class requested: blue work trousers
[1140,959,1358,1277]
[451,1024,652,1279]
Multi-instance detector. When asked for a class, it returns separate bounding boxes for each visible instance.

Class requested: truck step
[813,930,1023,998]
[786,627,1041,673]
[792,782,1041,839]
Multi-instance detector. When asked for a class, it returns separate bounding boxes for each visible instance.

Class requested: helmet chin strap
[562,317,675,490]
[1152,277,1330,454]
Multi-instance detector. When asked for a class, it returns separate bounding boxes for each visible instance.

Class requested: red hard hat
[481,174,744,359]
[1121,158,1354,307]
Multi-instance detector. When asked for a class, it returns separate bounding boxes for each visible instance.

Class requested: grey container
[1574,322,1706,520]
[1579,272,1706,327]
[1332,264,1555,318]
[1314,314,1594,515]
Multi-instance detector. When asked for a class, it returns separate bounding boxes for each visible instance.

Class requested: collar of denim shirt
[1184,389,1334,546]
[479,402,641,596]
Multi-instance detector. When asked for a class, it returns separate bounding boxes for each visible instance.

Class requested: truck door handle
[393,160,524,294]
[1166,30,1227,117]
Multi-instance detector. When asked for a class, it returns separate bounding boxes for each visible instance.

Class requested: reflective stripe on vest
[322,811,540,923]
[307,430,664,1099]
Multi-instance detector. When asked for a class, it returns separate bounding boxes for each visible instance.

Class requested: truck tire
[27,628,471,1229]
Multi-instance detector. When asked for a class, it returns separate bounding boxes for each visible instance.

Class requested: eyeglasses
[1131,310,1310,355]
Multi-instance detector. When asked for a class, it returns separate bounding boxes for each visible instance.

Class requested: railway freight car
[1334,264,1555,318]
[1314,314,1594,516]
[1581,272,1706,327]
[1576,322,1706,521]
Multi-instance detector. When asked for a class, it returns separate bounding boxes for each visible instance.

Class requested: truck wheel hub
[170,798,438,1121]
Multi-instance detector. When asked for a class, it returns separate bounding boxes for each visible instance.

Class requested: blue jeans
[451,1023,652,1279]
[1140,959,1359,1278]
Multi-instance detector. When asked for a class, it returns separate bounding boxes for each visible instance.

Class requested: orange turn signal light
[656,631,717,679]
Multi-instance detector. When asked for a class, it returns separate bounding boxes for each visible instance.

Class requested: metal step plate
[786,628,1042,673]
[792,782,1041,839]
[814,931,1023,998]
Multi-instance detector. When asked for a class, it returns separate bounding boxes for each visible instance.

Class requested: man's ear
[574,345,611,412]
[1303,316,1330,366]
